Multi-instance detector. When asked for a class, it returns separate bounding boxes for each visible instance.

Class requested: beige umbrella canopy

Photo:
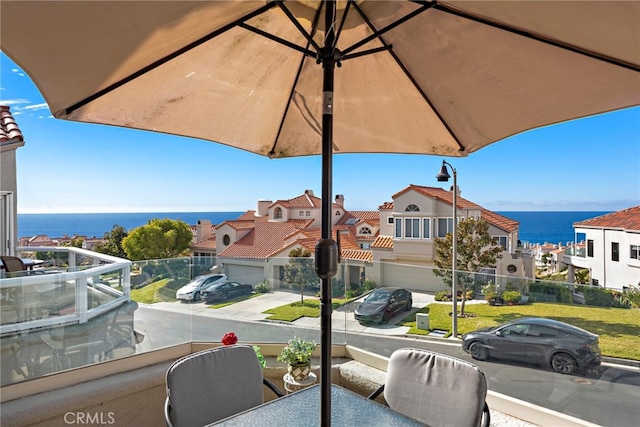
[2,1,638,158]
[2,1,638,424]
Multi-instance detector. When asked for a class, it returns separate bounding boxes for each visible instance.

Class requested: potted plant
[220,332,266,368]
[277,336,316,380]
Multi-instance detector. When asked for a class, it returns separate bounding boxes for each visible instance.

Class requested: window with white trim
[437,218,453,237]
[404,218,420,238]
[492,236,507,248]
[359,226,372,235]
[631,245,640,260]
[394,218,402,238]
[405,204,420,212]
[387,216,394,224]
[422,218,431,239]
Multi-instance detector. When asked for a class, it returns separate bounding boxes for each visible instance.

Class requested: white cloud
[23,102,48,111]
[0,98,30,106]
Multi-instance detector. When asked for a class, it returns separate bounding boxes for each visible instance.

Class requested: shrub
[529,281,572,303]
[582,286,615,307]
[345,288,363,298]
[502,290,522,304]
[434,290,451,301]
[254,280,270,294]
[622,285,640,308]
[362,278,376,292]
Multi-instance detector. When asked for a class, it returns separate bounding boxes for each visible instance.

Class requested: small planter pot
[288,362,311,381]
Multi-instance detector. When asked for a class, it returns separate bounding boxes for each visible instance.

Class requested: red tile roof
[342,249,372,262]
[372,236,394,249]
[0,105,24,143]
[218,216,314,259]
[574,206,640,232]
[378,202,393,210]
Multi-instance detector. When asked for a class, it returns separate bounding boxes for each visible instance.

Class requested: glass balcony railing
[1,250,568,386]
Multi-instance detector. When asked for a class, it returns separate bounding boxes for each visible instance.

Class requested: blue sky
[2,52,639,214]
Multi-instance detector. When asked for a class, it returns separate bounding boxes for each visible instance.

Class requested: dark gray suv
[461,317,601,374]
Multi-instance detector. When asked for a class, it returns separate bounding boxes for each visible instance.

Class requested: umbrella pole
[314,2,338,426]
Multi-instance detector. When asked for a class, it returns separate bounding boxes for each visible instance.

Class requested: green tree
[574,268,590,285]
[283,247,316,304]
[64,236,84,248]
[433,217,503,316]
[94,225,129,259]
[121,218,192,261]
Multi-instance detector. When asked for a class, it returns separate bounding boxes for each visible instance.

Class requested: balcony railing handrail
[1,246,132,336]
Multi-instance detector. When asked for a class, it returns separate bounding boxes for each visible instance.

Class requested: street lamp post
[436,160,458,337]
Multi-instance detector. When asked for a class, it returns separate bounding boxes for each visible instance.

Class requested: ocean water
[497,211,610,245]
[17,212,244,238]
[17,211,610,245]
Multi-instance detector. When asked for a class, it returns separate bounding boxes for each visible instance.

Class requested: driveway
[151,289,438,335]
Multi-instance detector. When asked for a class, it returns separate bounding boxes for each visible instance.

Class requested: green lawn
[400,302,640,360]
[130,278,186,303]
[263,298,352,322]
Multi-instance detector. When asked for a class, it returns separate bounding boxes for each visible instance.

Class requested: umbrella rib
[239,23,316,58]
[275,1,322,54]
[340,1,435,58]
[351,0,467,153]
[433,3,640,72]
[268,1,325,157]
[62,2,278,116]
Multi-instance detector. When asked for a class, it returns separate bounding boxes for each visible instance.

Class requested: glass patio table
[210,383,426,426]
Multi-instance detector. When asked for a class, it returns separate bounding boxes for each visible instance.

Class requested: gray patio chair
[164,345,284,427]
[368,348,490,427]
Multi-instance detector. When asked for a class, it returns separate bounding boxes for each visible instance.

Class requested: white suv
[175,273,227,302]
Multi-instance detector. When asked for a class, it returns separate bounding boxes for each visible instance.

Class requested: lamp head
[436,162,451,182]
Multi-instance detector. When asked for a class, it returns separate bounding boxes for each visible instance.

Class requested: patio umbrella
[2,1,639,424]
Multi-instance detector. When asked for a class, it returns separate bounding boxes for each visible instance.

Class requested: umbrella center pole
[314,2,338,426]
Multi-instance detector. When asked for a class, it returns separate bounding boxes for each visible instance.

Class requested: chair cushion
[166,345,264,427]
[384,348,487,427]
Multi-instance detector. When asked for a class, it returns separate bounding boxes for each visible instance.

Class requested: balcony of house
[562,245,590,269]
[0,250,628,427]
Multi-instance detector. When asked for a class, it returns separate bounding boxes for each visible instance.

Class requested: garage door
[225,265,265,285]
[380,262,443,293]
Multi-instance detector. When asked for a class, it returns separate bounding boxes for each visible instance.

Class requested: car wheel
[551,353,577,374]
[193,292,201,302]
[382,311,391,324]
[404,299,412,311]
[468,342,489,361]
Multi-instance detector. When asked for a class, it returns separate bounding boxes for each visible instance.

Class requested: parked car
[202,281,253,303]
[354,287,412,325]
[175,273,227,302]
[461,317,601,374]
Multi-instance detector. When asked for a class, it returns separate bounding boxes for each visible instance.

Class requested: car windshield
[364,291,391,304]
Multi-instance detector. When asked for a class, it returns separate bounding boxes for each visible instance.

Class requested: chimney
[335,194,345,207]
[304,189,314,196]
[450,185,461,197]
[196,220,212,241]
[257,199,271,217]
